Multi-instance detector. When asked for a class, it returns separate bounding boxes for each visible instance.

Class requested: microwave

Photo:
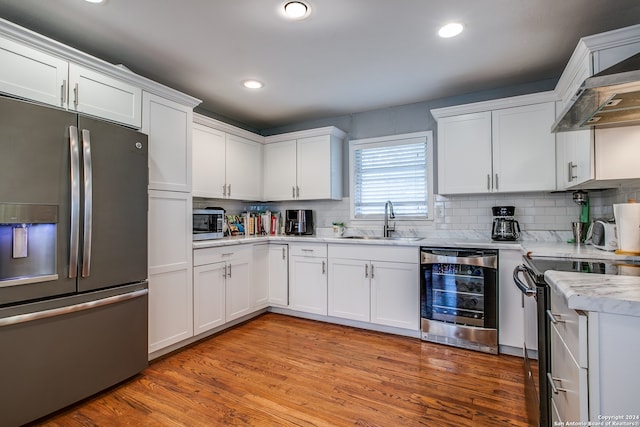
[193,208,225,240]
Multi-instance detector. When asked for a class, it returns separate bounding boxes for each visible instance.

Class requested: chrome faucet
[383,200,396,237]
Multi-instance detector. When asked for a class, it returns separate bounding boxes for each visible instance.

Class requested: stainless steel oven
[420,247,498,354]
[513,256,640,427]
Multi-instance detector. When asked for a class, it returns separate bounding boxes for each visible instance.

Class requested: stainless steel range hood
[552,52,640,132]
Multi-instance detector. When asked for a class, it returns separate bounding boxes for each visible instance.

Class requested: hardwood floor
[32,313,528,426]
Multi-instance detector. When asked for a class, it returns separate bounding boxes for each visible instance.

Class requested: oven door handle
[420,252,497,268]
[513,265,537,297]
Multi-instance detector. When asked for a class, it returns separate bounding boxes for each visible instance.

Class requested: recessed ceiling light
[84,0,105,3]
[283,1,310,20]
[243,80,264,89]
[438,22,464,38]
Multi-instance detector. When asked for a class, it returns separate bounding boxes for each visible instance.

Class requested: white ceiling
[0,0,639,130]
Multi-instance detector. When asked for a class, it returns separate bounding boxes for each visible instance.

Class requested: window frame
[349,131,434,222]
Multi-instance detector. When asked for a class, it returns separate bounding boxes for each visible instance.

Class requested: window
[350,131,433,219]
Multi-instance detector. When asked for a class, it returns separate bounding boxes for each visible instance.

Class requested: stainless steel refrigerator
[0,96,149,426]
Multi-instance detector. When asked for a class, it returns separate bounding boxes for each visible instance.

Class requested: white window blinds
[352,136,428,218]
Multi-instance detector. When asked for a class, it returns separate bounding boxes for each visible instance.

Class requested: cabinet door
[225,251,252,321]
[225,134,263,200]
[0,36,68,108]
[193,262,226,335]
[268,244,289,307]
[492,102,556,192]
[498,249,525,349]
[328,258,370,322]
[143,92,193,192]
[289,256,327,315]
[557,130,594,190]
[297,135,335,200]
[370,261,419,330]
[437,112,492,194]
[69,63,141,128]
[192,124,226,198]
[251,244,270,310]
[594,126,640,180]
[263,139,297,201]
[148,190,193,353]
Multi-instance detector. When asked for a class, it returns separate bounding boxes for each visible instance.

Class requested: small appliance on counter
[285,209,314,235]
[586,219,618,251]
[491,206,520,241]
[193,207,225,240]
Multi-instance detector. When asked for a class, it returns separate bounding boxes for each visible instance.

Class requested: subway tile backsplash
[194,185,640,242]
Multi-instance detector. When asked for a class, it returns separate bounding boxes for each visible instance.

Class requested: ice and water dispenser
[0,203,58,287]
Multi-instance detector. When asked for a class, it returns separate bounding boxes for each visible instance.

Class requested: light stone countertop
[545,270,640,317]
[193,234,640,317]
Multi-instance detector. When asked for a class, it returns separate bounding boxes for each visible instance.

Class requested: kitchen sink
[341,236,422,241]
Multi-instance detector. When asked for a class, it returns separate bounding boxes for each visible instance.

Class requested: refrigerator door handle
[81,129,93,278]
[0,288,148,328]
[69,126,80,279]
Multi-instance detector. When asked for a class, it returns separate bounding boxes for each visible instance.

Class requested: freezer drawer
[0,283,148,427]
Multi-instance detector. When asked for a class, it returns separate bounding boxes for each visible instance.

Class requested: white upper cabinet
[0,36,68,108]
[555,24,640,190]
[68,63,142,128]
[437,112,493,194]
[143,92,193,192]
[491,102,556,193]
[192,124,226,198]
[0,35,142,128]
[263,127,345,201]
[192,114,263,201]
[433,93,557,195]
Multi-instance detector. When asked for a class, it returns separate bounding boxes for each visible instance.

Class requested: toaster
[586,220,618,251]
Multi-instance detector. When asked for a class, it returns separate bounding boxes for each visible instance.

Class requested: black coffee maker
[491,206,520,241]
[285,209,314,235]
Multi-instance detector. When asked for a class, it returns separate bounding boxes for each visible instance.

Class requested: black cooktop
[524,256,640,284]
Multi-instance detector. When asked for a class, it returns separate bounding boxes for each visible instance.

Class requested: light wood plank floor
[32,313,528,426]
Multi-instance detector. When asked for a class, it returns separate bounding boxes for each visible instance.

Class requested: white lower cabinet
[193,246,253,335]
[250,244,270,310]
[193,262,226,335]
[328,244,419,330]
[498,249,527,350]
[289,243,328,315]
[268,244,289,307]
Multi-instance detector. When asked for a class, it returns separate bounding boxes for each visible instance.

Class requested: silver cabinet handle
[568,161,578,182]
[73,82,79,108]
[296,186,300,198]
[370,263,374,279]
[223,184,227,197]
[227,184,231,198]
[495,174,499,190]
[546,309,565,324]
[223,264,227,279]
[547,372,568,394]
[81,129,93,278]
[228,264,232,278]
[0,288,148,328]
[301,249,314,253]
[282,247,286,260]
[365,264,369,278]
[292,186,296,199]
[61,79,67,106]
[322,260,326,275]
[487,174,491,191]
[69,126,80,279]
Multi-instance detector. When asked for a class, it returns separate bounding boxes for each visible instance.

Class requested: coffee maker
[491,206,520,241]
[285,210,314,235]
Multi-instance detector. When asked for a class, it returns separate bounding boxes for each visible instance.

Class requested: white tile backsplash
[193,185,640,242]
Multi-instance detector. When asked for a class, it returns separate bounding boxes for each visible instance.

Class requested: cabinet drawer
[328,244,418,263]
[193,245,251,266]
[289,243,327,257]
[550,323,589,422]
[548,284,588,367]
